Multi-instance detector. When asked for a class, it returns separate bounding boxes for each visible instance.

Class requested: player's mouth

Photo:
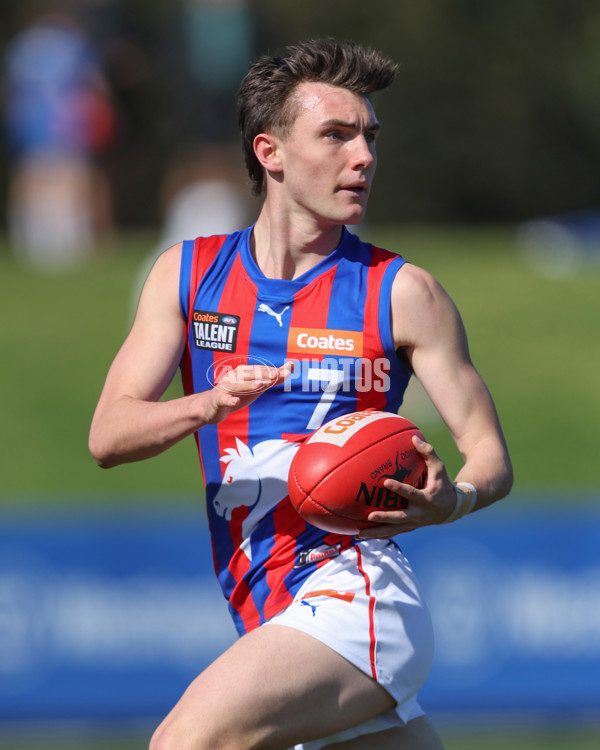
[339,182,369,197]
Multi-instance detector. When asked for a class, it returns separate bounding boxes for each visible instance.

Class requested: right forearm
[88,392,214,469]
[89,363,291,469]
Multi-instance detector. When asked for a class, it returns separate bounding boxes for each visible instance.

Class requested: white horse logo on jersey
[257,303,290,327]
[213,437,300,539]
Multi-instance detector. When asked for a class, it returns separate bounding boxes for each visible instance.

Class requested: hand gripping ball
[288,410,427,535]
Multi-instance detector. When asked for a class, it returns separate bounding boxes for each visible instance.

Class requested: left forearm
[454,437,513,512]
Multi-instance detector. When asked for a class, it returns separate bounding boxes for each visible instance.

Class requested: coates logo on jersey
[192,310,240,352]
[287,328,363,357]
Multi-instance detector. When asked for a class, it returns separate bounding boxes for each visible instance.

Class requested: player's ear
[253,133,283,175]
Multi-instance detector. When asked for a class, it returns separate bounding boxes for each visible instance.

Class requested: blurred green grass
[1,225,599,507]
[1,725,599,750]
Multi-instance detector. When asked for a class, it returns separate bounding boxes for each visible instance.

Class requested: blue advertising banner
[0,509,237,724]
[401,497,600,722]
[1,494,599,726]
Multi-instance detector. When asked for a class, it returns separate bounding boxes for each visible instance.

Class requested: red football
[288,410,427,535]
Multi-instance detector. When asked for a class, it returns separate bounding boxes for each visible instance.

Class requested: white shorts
[265,538,435,749]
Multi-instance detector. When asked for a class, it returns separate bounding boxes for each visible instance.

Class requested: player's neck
[252,208,343,281]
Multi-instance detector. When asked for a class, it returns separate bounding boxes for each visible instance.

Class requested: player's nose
[351,134,375,171]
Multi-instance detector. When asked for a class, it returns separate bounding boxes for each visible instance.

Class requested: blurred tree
[1,0,599,228]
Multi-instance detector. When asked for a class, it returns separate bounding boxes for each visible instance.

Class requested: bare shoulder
[101,242,187,401]
[143,242,183,292]
[391,262,464,350]
[134,242,184,319]
[392,262,450,308]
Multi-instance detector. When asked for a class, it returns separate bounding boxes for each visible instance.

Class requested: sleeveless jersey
[179,226,413,635]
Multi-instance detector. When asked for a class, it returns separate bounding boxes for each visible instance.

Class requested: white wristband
[442,482,478,524]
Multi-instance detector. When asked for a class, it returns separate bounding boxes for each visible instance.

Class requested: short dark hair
[237,38,398,196]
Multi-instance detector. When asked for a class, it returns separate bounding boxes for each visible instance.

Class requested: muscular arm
[361,263,513,535]
[89,244,290,469]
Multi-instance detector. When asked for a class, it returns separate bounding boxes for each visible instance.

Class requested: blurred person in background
[2,1,116,271]
[132,0,258,308]
[156,141,253,257]
[132,141,253,316]
[165,0,258,146]
[156,0,258,237]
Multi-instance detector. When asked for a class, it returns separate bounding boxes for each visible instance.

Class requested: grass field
[1,226,599,749]
[0,725,599,750]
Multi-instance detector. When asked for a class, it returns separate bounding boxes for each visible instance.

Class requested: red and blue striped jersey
[179,226,412,635]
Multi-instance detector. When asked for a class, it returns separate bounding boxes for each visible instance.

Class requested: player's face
[274,82,380,227]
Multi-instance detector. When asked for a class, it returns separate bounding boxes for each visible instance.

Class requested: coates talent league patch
[192,310,240,352]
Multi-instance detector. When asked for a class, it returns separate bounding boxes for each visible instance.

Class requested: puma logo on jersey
[258,303,289,327]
